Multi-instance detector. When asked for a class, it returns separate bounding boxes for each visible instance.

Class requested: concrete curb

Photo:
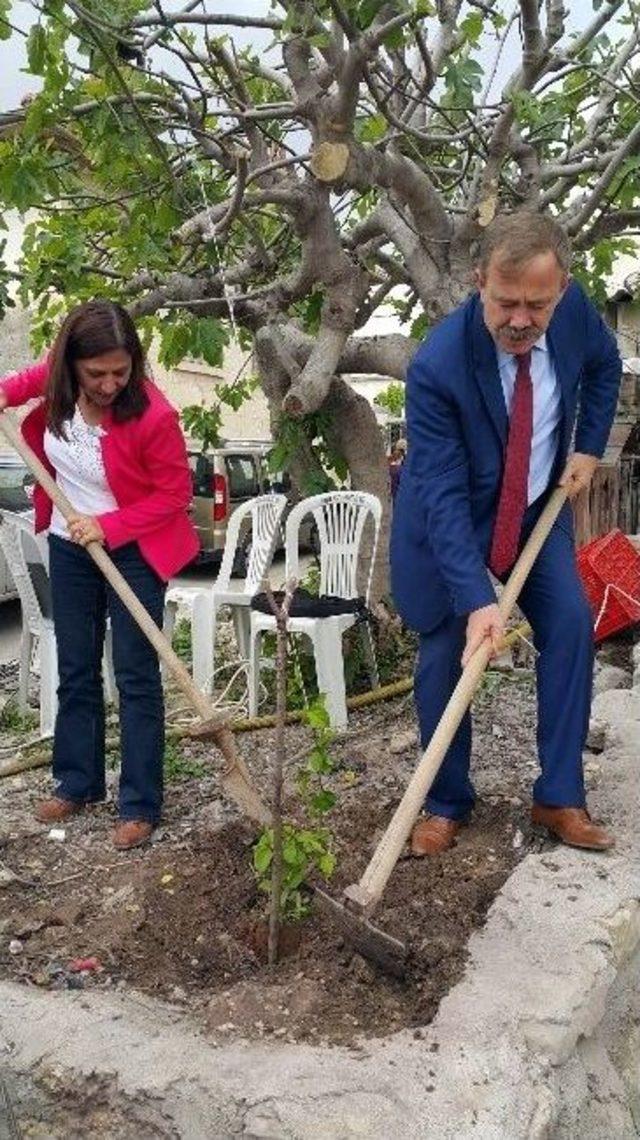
[1,675,638,1137]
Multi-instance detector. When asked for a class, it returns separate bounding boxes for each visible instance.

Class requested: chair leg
[312,622,348,730]
[359,620,380,689]
[39,630,58,739]
[18,631,32,713]
[191,592,215,694]
[162,598,178,681]
[232,607,251,661]
[103,628,117,707]
[247,624,262,718]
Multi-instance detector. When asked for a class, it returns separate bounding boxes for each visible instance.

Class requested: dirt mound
[0,786,527,1045]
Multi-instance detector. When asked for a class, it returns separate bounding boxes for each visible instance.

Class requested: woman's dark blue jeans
[48,534,166,822]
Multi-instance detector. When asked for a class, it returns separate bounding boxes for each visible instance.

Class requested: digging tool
[0,410,271,826]
[315,487,569,976]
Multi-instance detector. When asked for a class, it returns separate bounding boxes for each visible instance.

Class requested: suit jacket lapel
[471,299,508,447]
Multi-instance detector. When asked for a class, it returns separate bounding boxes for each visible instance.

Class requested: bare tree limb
[572,208,640,251]
[562,120,640,235]
[566,0,626,62]
[131,11,285,35]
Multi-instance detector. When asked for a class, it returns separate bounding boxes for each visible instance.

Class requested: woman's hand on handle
[68,514,105,547]
[0,391,8,412]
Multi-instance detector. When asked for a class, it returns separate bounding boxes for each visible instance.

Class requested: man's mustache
[499,327,535,340]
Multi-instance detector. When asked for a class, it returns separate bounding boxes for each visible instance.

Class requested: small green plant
[295,695,338,816]
[171,617,192,664]
[253,823,335,920]
[0,701,38,733]
[163,738,206,782]
[252,695,338,921]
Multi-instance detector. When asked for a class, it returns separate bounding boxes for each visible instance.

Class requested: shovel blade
[221,766,272,826]
[314,888,408,979]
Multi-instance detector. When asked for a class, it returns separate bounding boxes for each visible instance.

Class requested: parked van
[187,441,316,574]
[188,441,275,573]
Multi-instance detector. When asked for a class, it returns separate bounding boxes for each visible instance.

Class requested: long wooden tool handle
[0,410,215,723]
[345,487,568,915]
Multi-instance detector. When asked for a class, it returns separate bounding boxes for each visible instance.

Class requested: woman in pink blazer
[0,299,200,849]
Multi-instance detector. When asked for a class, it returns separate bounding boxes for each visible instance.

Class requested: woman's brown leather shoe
[531,805,614,850]
[411,814,463,856]
[34,797,83,823]
[113,820,154,850]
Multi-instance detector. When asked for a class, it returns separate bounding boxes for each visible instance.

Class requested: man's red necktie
[489,350,533,577]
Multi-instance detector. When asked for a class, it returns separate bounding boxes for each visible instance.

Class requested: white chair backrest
[0,510,51,636]
[216,493,287,595]
[285,491,382,602]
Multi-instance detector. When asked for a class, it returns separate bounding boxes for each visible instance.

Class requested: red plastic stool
[577,529,640,642]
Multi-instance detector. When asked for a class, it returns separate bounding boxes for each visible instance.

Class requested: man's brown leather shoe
[411,814,463,856]
[531,805,614,851]
[35,797,83,823]
[113,820,154,850]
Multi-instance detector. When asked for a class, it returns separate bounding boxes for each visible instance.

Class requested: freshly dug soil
[0,791,526,1046]
[0,630,632,1046]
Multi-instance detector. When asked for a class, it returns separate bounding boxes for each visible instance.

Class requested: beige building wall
[0,306,32,376]
[148,338,272,442]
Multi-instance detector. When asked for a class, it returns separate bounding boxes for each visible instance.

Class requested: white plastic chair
[248,491,382,729]
[164,493,287,694]
[0,510,116,738]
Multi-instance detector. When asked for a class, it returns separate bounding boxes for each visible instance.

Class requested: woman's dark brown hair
[46,299,149,437]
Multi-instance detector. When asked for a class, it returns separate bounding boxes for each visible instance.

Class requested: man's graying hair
[476,212,572,275]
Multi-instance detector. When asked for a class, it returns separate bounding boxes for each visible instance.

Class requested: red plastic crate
[577,529,640,642]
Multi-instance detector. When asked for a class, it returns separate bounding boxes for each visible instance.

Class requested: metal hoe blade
[314,888,408,979]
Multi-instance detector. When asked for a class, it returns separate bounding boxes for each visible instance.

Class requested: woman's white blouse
[44,404,117,538]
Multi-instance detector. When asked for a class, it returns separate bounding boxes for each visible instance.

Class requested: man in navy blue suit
[391,212,621,855]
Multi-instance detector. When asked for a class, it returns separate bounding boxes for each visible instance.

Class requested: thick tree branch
[263,323,415,382]
[281,325,351,416]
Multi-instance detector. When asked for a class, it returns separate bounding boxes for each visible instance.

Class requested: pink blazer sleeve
[97,408,193,548]
[0,360,49,406]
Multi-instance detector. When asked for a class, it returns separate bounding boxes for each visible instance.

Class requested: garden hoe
[315,487,569,977]
[0,410,271,827]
